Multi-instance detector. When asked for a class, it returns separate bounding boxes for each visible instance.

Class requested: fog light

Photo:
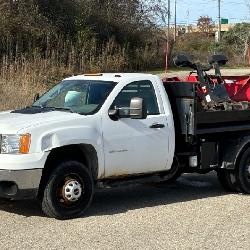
[0,181,18,196]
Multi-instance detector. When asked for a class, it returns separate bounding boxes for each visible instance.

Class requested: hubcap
[62,179,82,202]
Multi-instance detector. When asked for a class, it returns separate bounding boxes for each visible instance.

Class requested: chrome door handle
[150,123,165,129]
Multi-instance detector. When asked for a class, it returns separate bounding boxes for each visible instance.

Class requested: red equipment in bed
[185,75,250,102]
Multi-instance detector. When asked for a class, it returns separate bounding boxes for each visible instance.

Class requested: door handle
[150,123,165,129]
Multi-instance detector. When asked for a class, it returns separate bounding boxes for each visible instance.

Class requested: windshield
[33,80,117,115]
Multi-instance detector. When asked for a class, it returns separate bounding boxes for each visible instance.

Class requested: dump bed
[163,81,250,139]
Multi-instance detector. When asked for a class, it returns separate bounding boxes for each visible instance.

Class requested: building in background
[168,22,236,41]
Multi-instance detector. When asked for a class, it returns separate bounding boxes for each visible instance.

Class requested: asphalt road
[0,173,249,250]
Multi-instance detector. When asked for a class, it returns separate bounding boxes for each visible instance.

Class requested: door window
[111,80,159,117]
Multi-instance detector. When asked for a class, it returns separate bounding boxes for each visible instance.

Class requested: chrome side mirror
[130,97,147,119]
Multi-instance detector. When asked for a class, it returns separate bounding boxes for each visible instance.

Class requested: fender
[38,125,104,178]
[39,126,102,151]
[220,133,250,170]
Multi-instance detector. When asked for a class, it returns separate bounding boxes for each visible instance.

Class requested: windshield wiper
[49,107,74,113]
[29,105,74,113]
[27,105,44,108]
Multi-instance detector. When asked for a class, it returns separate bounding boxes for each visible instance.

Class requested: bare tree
[197,16,214,34]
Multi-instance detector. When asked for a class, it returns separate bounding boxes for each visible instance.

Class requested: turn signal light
[19,134,31,154]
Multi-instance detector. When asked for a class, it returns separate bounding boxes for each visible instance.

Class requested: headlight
[0,134,31,154]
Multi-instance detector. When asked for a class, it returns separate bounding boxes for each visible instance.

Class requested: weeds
[0,40,163,110]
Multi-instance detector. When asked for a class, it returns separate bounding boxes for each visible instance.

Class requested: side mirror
[130,97,147,119]
[108,108,119,121]
[209,54,228,66]
[34,93,40,102]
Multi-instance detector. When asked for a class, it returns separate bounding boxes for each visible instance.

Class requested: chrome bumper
[0,169,42,199]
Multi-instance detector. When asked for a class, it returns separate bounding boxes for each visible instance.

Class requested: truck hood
[0,110,81,133]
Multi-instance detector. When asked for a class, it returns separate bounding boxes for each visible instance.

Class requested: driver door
[102,80,170,177]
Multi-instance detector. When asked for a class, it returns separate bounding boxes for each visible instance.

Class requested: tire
[236,148,250,194]
[41,161,94,219]
[160,157,182,183]
[217,169,239,192]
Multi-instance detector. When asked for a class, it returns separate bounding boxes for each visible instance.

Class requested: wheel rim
[63,179,82,202]
[57,175,84,207]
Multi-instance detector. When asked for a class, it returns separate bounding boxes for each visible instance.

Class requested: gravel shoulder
[0,173,249,250]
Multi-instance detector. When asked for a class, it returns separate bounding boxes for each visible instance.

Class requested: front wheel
[160,157,182,183]
[41,161,94,219]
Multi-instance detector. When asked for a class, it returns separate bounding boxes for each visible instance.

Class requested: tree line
[1,1,248,74]
[0,0,166,72]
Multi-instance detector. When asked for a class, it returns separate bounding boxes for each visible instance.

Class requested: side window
[111,80,159,116]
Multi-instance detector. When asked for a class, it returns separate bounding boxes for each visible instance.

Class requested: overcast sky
[173,0,249,25]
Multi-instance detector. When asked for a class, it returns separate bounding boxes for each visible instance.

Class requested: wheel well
[38,144,98,198]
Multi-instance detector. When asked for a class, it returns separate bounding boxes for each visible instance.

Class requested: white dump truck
[0,55,249,219]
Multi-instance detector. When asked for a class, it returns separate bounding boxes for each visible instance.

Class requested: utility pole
[167,0,170,46]
[166,0,170,72]
[174,0,177,42]
[186,9,190,33]
[218,0,221,43]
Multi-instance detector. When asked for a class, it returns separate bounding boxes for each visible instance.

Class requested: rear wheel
[41,161,94,219]
[217,169,239,192]
[236,148,250,194]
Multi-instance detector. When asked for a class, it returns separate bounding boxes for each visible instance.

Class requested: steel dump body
[163,80,250,173]
[164,80,250,135]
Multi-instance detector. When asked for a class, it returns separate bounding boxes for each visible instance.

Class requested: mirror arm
[118,107,140,111]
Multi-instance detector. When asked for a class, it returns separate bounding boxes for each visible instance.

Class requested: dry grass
[0,57,75,111]
[0,38,164,111]
[0,41,129,111]
[0,60,162,111]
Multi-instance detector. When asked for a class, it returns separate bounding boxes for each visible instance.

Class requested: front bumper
[0,152,48,199]
[0,169,43,199]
